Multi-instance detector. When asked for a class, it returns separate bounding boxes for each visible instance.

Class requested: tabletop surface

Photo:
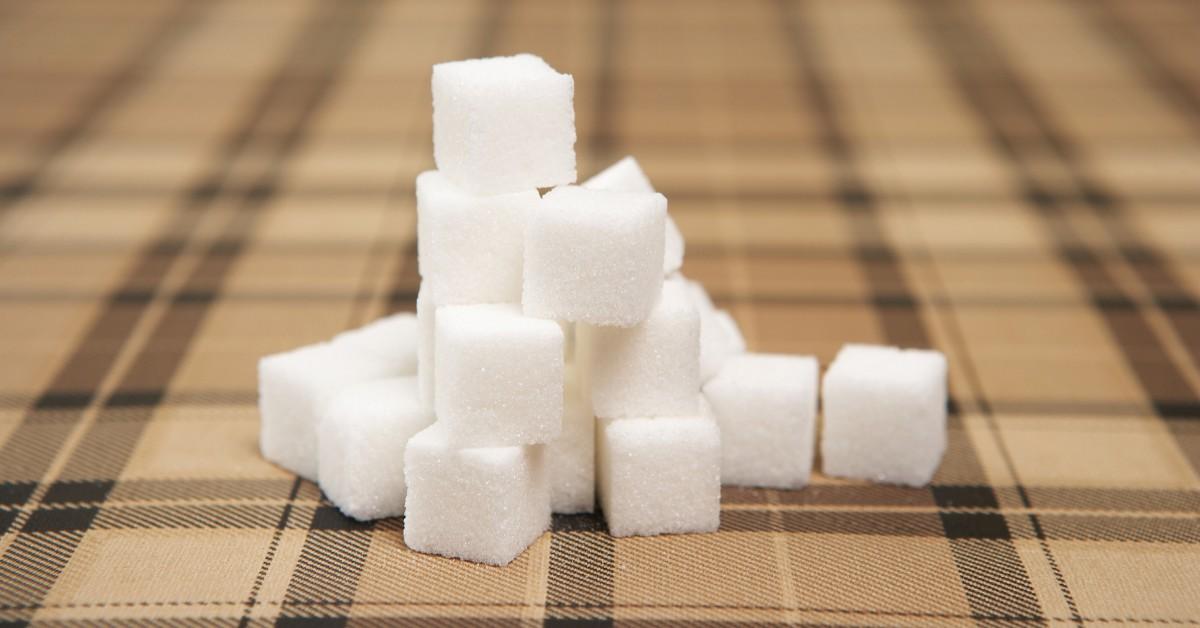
[1,0,1199,625]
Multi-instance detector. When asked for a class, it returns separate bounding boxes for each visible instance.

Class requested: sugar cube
[318,377,432,520]
[596,408,721,537]
[663,217,685,276]
[332,313,419,374]
[523,185,666,327]
[436,304,563,446]
[416,170,537,304]
[821,344,948,487]
[582,155,655,193]
[582,156,683,275]
[584,279,700,418]
[416,283,435,416]
[686,280,746,381]
[714,310,745,352]
[258,342,398,481]
[703,354,818,489]
[547,365,595,513]
[403,423,550,565]
[433,54,575,194]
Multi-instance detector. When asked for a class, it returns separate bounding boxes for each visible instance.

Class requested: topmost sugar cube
[433,54,576,195]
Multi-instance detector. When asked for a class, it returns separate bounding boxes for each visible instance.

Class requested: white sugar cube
[686,280,746,381]
[582,156,683,275]
[436,304,563,446]
[332,313,419,373]
[584,279,699,418]
[821,344,948,487]
[403,424,550,565]
[582,155,655,193]
[416,170,537,304]
[416,282,435,416]
[258,342,398,481]
[663,217,685,275]
[703,354,818,489]
[317,377,431,521]
[523,185,666,327]
[596,408,721,537]
[547,365,595,513]
[714,310,745,352]
[433,54,575,195]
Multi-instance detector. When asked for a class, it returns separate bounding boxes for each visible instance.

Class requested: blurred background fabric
[1,0,1198,624]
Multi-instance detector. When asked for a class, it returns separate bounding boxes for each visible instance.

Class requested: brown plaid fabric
[1,0,1198,625]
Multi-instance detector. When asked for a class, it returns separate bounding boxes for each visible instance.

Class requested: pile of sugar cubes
[258,54,948,566]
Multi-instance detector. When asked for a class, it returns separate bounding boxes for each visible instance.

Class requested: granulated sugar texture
[258,53,947,565]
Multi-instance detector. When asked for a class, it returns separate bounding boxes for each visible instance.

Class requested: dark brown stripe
[778,0,930,348]
[903,1,1200,623]
[939,0,1200,459]
[1080,0,1200,140]
[9,501,1200,541]
[0,1,207,205]
[16,473,1200,513]
[1034,514,1200,544]
[1070,1,1200,380]
[781,0,1044,621]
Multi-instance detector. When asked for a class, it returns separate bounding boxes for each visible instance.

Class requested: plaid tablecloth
[2,0,1198,625]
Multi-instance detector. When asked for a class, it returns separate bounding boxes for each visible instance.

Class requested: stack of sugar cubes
[257,53,949,567]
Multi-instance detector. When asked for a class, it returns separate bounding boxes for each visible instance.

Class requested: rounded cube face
[523,186,667,327]
[403,425,550,565]
[582,156,683,275]
[258,343,398,482]
[332,313,420,372]
[690,280,746,382]
[432,54,576,195]
[820,346,948,487]
[547,375,595,514]
[415,171,537,305]
[597,415,721,537]
[317,378,429,521]
[434,304,564,447]
[586,280,700,418]
[703,354,818,489]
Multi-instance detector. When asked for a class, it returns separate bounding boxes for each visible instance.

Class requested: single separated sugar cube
[703,354,818,489]
[318,377,431,521]
[332,313,419,374]
[596,407,721,537]
[416,170,537,304]
[436,304,563,446]
[821,344,948,487]
[686,280,747,381]
[523,185,666,327]
[548,365,594,513]
[403,424,550,565]
[583,156,684,275]
[583,279,699,418]
[258,342,398,481]
[433,54,575,195]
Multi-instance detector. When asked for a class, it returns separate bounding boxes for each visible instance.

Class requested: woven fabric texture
[1,0,1198,625]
